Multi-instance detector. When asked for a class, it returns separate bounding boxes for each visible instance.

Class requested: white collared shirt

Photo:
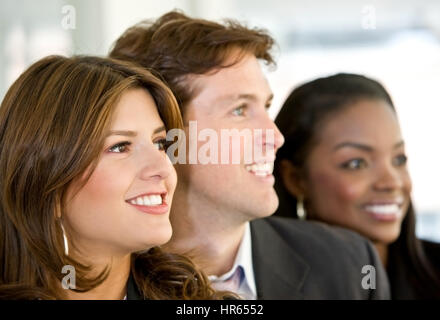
[209,222,257,300]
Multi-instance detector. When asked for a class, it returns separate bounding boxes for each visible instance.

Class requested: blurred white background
[1,0,439,241]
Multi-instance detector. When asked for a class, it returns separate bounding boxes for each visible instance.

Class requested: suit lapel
[250,219,310,300]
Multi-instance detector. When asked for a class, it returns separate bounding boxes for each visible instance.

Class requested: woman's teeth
[245,162,274,176]
[363,204,400,215]
[129,195,163,206]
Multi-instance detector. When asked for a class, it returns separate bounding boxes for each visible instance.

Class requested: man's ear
[279,159,306,198]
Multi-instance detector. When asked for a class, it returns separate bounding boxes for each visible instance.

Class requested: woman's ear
[279,159,305,198]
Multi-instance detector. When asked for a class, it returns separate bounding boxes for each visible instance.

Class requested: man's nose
[257,114,285,153]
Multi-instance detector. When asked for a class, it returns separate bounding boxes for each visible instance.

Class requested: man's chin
[247,198,279,221]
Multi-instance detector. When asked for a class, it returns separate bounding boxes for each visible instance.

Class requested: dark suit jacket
[250,216,390,299]
[388,239,440,299]
[127,216,390,300]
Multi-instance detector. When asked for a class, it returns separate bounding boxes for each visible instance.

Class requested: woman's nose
[373,164,404,192]
[137,146,173,181]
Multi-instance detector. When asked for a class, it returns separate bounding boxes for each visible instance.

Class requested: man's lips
[244,162,274,177]
[244,161,275,185]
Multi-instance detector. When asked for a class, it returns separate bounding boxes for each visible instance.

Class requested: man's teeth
[130,195,163,206]
[364,204,400,215]
[245,162,274,176]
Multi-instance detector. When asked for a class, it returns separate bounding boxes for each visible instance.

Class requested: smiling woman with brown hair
[0,55,232,300]
[274,73,440,299]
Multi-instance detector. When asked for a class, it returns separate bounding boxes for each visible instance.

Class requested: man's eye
[153,138,170,152]
[341,158,368,170]
[108,142,131,153]
[232,105,246,116]
[393,154,408,166]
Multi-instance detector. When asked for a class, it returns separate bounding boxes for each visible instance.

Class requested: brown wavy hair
[0,55,231,299]
[109,9,275,115]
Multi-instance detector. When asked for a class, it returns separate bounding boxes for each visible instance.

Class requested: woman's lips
[127,202,169,215]
[361,200,404,222]
[125,193,169,215]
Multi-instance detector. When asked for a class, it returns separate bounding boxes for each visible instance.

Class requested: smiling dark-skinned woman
[274,73,440,299]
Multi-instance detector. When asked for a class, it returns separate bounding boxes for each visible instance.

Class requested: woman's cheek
[310,171,366,214]
[336,177,367,203]
[81,167,115,199]
[74,160,130,206]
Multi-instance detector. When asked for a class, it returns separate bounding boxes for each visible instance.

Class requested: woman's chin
[369,230,401,246]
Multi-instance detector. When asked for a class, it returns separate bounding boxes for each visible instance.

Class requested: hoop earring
[297,196,307,220]
[60,221,69,256]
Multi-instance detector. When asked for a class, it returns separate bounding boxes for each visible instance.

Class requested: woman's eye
[153,138,170,152]
[232,105,246,116]
[341,158,368,170]
[393,154,408,166]
[108,141,131,153]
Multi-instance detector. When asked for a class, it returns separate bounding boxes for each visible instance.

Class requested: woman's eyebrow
[153,125,166,134]
[333,140,405,152]
[107,130,137,137]
[106,126,166,137]
[333,142,373,152]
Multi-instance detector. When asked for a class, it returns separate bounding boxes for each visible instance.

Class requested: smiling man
[110,10,390,299]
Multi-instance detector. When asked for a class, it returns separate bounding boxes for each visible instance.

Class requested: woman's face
[301,99,412,245]
[64,88,177,256]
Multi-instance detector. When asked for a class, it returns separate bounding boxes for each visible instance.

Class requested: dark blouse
[126,273,143,300]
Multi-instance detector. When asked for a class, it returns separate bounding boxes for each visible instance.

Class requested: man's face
[175,52,284,224]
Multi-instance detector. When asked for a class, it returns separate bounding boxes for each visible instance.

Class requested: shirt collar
[209,222,256,298]
[237,222,257,297]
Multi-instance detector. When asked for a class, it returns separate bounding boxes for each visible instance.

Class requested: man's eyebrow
[393,141,405,149]
[219,93,274,105]
[266,93,274,102]
[265,93,274,108]
[333,140,405,152]
[238,93,274,102]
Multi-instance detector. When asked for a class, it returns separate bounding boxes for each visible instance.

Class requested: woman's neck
[373,243,389,268]
[63,253,131,300]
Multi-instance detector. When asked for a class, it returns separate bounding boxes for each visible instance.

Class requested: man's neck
[165,187,247,276]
